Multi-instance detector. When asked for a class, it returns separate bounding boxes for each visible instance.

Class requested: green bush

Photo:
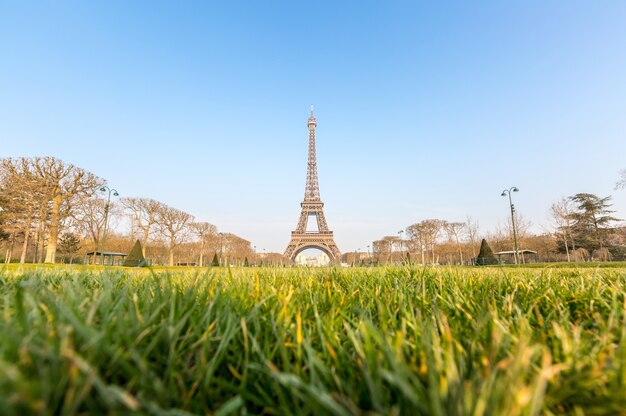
[475,238,499,265]
[123,240,146,267]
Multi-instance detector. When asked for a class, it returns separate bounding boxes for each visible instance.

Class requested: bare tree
[406,219,445,264]
[0,157,100,264]
[550,197,576,261]
[30,157,103,263]
[444,221,466,265]
[384,235,400,263]
[406,223,426,265]
[221,233,253,265]
[0,158,44,263]
[155,204,194,266]
[372,239,390,264]
[122,197,162,256]
[71,197,121,263]
[371,236,399,264]
[464,216,480,259]
[497,212,532,245]
[191,222,218,267]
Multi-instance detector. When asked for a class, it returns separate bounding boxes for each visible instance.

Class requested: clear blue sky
[1,1,625,253]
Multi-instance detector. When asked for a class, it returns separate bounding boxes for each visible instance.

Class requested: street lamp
[99,186,119,266]
[501,187,520,264]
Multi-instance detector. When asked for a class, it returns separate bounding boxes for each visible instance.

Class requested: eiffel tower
[284,108,341,262]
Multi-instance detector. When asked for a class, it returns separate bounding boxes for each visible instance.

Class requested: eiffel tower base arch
[284,233,341,263]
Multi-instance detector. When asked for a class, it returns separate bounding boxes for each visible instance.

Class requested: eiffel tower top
[308,105,316,126]
[304,107,321,201]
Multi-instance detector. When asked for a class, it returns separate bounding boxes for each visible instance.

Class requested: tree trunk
[168,238,175,266]
[38,224,47,263]
[20,211,33,264]
[6,232,16,263]
[34,204,46,263]
[566,224,577,261]
[44,195,62,263]
[142,226,150,257]
[34,226,41,263]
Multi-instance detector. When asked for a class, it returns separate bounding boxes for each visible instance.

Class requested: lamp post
[398,230,404,263]
[501,187,520,264]
[99,186,119,266]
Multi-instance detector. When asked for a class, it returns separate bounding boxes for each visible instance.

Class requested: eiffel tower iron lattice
[284,109,341,262]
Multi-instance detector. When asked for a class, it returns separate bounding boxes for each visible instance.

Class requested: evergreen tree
[476,239,498,265]
[243,257,249,267]
[123,240,146,267]
[568,193,621,251]
[211,253,220,267]
[58,233,81,264]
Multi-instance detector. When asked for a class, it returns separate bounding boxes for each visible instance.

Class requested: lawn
[1,264,625,415]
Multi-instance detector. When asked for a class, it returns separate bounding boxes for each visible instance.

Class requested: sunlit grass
[1,265,625,415]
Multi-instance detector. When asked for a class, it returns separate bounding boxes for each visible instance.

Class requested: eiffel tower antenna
[284,108,341,262]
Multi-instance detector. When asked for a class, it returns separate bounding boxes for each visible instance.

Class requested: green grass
[1,265,625,415]
[487,261,626,269]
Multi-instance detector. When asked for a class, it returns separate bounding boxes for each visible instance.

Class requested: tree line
[0,157,252,266]
[2,157,623,266]
[366,191,624,265]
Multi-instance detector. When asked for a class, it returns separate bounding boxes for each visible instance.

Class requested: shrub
[123,240,146,267]
[475,238,499,265]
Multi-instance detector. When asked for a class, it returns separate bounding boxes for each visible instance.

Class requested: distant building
[295,252,330,267]
[495,249,538,264]
[85,251,128,266]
